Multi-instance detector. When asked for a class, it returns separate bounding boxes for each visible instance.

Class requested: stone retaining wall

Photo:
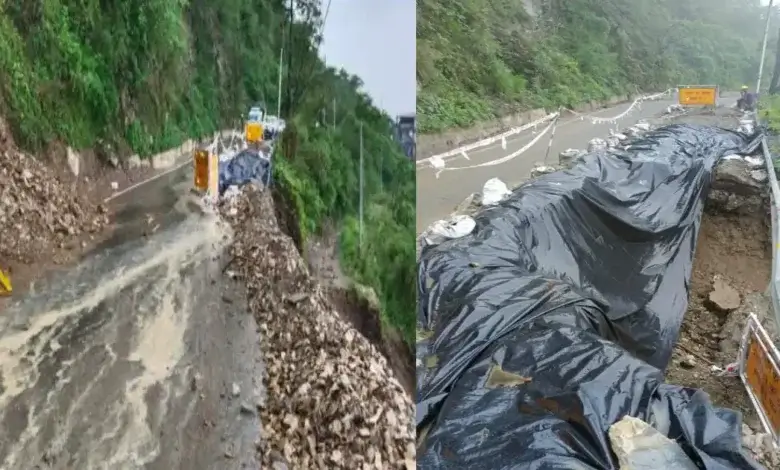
[65,129,238,176]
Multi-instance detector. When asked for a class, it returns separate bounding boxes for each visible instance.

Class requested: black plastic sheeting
[416,124,764,469]
[218,149,272,194]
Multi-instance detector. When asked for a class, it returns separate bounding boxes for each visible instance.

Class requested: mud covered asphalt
[0,165,263,469]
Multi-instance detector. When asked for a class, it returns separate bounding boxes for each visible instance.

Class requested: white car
[248,107,264,122]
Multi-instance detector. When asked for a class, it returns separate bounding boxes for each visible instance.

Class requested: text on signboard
[678,87,717,106]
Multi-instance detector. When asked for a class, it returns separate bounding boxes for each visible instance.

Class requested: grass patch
[760,95,780,174]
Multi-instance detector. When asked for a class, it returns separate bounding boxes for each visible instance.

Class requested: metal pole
[359,122,364,250]
[757,0,775,93]
[544,113,560,163]
[277,46,283,117]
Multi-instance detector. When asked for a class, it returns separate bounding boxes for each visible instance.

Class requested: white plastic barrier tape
[566,89,675,125]
[419,89,675,170]
[543,112,561,162]
[433,116,560,178]
[418,112,559,167]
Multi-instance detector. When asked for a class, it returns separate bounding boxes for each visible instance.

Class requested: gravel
[743,424,780,469]
[218,186,415,469]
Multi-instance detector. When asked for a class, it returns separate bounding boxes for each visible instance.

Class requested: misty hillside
[417,0,774,133]
[0,0,416,343]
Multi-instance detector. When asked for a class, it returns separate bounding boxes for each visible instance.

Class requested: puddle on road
[0,204,260,469]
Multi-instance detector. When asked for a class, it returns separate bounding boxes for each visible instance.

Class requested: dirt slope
[0,117,110,307]
[219,187,415,469]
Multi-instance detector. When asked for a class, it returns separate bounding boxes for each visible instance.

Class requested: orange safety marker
[194,149,209,192]
[0,268,11,296]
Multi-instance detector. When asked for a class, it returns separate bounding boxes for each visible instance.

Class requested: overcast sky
[318,0,416,117]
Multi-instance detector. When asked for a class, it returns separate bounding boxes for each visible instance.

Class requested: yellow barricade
[193,149,219,197]
[245,122,263,144]
[0,268,11,296]
[194,149,209,191]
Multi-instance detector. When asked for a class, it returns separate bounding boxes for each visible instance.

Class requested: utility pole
[277,45,283,117]
[757,0,775,93]
[284,0,293,117]
[359,122,364,251]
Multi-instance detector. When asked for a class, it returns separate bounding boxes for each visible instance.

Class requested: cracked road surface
[0,165,263,469]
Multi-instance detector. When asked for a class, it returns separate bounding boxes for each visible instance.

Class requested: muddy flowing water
[0,166,263,469]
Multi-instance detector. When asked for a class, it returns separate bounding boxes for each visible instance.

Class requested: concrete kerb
[417,93,639,159]
[101,129,240,203]
[66,128,238,176]
[149,128,239,168]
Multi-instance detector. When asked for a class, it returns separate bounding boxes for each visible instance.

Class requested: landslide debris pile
[0,121,108,265]
[219,186,415,469]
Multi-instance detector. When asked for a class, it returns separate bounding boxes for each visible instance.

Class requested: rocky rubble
[0,122,109,265]
[743,423,780,469]
[218,186,415,469]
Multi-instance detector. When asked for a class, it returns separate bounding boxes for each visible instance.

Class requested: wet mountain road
[0,163,263,469]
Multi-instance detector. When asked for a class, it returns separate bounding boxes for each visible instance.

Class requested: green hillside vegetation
[0,0,415,343]
[418,0,773,133]
[760,95,780,173]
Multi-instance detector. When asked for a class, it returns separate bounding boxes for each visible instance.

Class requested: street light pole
[757,0,775,93]
[277,45,283,117]
[359,122,364,251]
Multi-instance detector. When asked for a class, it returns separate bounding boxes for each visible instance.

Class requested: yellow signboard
[678,86,718,106]
[740,314,780,440]
[245,122,263,144]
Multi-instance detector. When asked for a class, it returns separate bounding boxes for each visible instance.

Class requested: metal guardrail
[761,135,780,333]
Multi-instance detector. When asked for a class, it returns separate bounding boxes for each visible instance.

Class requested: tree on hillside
[0,0,417,343]
[271,0,416,343]
[417,0,773,133]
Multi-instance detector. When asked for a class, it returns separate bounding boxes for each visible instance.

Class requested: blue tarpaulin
[218,149,272,194]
